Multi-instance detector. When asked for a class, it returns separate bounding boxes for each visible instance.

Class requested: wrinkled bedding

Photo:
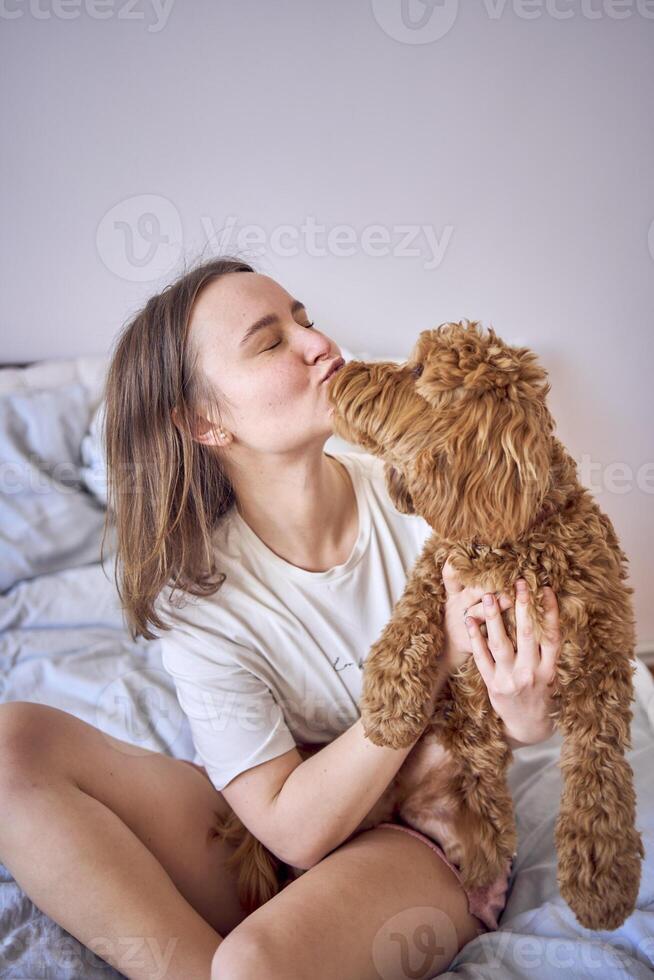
[1,354,652,979]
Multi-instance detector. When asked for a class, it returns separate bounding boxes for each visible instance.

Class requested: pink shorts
[375,821,512,932]
[180,760,511,932]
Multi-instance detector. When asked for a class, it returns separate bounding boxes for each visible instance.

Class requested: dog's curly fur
[211,320,644,932]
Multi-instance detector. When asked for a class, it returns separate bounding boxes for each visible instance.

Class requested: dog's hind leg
[554,624,644,931]
[395,665,518,890]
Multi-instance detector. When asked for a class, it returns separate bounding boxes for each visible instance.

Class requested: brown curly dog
[211,320,643,932]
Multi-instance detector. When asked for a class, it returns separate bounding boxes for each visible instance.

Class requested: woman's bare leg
[212,825,487,980]
[0,702,249,980]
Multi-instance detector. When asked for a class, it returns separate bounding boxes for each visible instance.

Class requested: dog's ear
[416,401,554,546]
[384,462,415,514]
[410,325,556,545]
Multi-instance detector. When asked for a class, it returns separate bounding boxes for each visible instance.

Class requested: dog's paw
[557,821,644,931]
[561,870,641,932]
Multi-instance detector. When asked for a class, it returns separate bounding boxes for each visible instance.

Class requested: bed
[1,352,652,979]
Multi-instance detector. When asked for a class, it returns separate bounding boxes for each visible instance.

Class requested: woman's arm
[270,711,435,870]
[270,646,556,869]
[271,674,555,870]
[269,568,516,869]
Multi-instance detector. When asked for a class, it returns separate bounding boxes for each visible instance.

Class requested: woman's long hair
[101,255,255,641]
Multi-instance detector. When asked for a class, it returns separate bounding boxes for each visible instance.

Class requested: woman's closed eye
[262,322,315,352]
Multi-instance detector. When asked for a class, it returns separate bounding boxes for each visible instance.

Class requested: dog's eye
[411,363,424,379]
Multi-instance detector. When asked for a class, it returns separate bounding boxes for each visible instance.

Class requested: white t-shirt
[156,451,433,792]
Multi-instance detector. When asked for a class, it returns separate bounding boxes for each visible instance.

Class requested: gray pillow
[0,383,107,593]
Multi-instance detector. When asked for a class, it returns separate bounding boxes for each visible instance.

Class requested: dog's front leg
[360,541,448,749]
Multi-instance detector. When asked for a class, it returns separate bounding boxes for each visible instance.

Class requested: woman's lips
[321,357,345,383]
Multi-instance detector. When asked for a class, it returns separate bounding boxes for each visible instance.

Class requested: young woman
[0,256,561,980]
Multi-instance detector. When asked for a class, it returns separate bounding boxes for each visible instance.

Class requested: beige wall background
[2,0,652,647]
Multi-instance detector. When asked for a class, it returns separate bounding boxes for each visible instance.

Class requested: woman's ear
[384,462,415,514]
[171,403,222,446]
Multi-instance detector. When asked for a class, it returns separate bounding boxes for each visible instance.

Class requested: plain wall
[2,0,653,645]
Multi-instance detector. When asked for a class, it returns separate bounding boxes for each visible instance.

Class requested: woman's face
[188,271,343,453]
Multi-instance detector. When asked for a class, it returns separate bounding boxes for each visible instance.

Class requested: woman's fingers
[462,579,562,693]
[538,586,562,683]
[463,591,512,645]
[477,592,514,662]
[513,578,541,670]
[465,615,495,685]
[464,591,513,621]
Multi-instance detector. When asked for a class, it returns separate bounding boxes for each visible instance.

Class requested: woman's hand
[465,578,561,746]
[440,557,514,674]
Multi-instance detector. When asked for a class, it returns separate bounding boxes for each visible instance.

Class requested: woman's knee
[0,701,68,792]
[211,924,277,980]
